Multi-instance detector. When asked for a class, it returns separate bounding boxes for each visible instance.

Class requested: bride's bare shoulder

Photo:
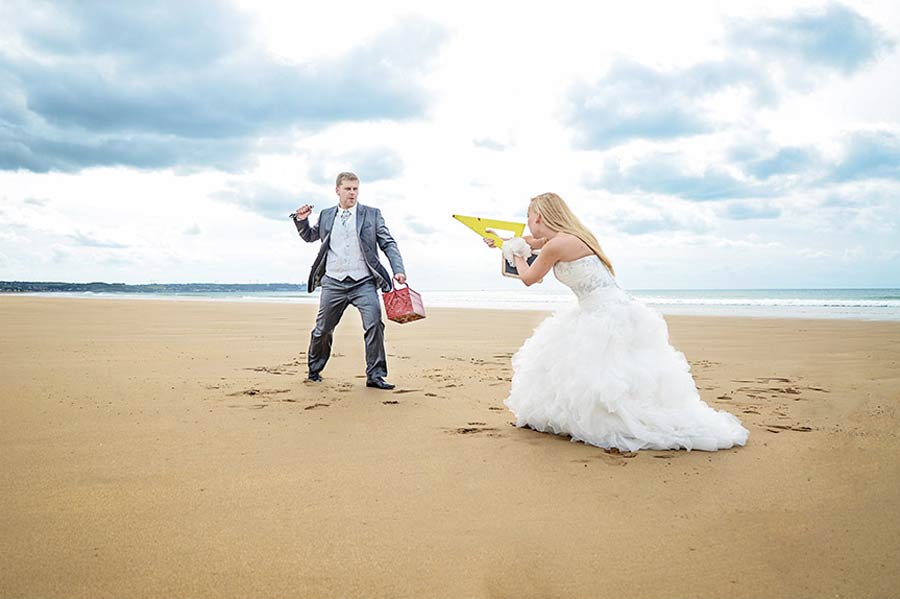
[547,233,593,260]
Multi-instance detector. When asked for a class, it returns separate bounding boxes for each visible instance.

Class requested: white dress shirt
[325,204,370,281]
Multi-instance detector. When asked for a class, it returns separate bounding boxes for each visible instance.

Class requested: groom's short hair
[335,172,359,187]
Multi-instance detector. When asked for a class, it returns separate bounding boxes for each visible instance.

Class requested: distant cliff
[0,281,307,293]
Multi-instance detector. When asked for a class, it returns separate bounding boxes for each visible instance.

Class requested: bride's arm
[514,241,559,287]
[523,235,548,249]
[483,232,547,250]
[484,229,546,248]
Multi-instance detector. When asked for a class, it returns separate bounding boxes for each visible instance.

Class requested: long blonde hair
[529,192,615,275]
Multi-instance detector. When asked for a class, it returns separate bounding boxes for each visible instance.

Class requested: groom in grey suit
[292,172,406,390]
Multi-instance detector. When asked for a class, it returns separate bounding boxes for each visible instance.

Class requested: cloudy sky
[1,0,898,290]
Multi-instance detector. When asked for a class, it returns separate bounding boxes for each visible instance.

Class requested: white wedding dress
[505,255,749,451]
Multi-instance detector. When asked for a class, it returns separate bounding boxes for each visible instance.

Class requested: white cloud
[1,1,899,289]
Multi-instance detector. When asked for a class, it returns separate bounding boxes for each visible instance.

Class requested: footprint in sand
[765,386,802,395]
[449,425,499,435]
[303,403,329,410]
[382,400,399,405]
[690,360,720,368]
[455,427,480,434]
[651,452,684,460]
[227,388,290,397]
[572,454,634,468]
[580,450,636,467]
[603,448,638,458]
[763,423,814,433]
[244,365,295,375]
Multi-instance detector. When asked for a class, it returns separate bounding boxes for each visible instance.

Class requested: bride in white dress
[485,193,748,452]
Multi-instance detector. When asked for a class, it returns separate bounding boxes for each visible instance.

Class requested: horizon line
[2,281,899,292]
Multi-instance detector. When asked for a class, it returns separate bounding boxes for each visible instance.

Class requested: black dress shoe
[307,372,323,382]
[366,377,395,390]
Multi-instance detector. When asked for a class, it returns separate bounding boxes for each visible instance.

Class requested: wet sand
[1,296,898,598]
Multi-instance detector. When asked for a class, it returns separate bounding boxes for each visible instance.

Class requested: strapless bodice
[553,255,620,301]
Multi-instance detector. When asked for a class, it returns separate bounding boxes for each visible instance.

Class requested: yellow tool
[452,214,525,248]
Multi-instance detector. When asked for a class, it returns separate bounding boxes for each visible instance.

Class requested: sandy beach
[1,295,898,598]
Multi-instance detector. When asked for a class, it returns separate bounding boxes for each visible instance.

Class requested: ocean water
[16,287,900,321]
[386,288,900,320]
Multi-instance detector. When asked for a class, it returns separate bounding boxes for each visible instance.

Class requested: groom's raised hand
[294,204,313,220]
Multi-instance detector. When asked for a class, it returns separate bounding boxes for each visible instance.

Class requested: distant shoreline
[3,281,897,293]
[0,281,307,293]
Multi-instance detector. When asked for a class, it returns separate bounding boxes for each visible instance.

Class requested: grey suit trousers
[309,275,387,380]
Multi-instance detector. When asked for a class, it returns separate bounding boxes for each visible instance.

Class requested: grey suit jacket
[294,204,405,293]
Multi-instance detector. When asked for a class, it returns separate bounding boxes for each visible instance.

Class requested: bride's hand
[483,228,509,249]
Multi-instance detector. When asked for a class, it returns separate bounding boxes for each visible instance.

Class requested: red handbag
[382,283,426,324]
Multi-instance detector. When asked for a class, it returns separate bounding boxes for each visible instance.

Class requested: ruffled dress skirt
[505,287,749,451]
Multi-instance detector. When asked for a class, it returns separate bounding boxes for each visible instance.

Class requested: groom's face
[336,179,359,209]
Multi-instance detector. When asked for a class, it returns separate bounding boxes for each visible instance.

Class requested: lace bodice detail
[553,255,619,300]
